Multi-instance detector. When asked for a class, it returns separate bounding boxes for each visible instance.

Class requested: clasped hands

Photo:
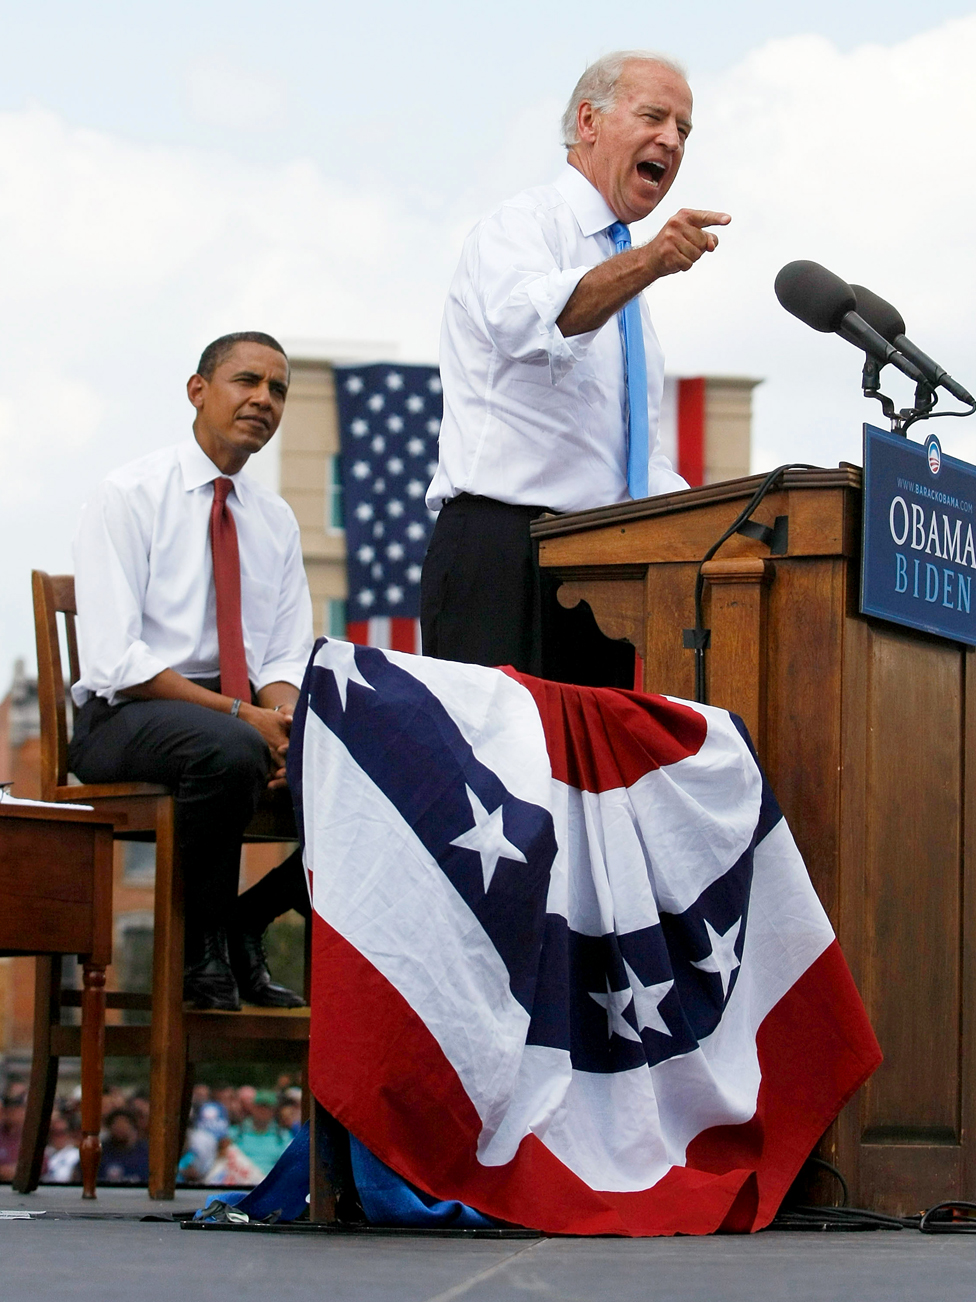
[239,701,293,789]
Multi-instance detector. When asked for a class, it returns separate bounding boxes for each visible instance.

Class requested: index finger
[685,210,731,228]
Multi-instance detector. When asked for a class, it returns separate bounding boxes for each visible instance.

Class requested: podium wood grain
[534,467,976,1215]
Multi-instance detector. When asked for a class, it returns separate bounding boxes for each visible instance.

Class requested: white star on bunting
[623,959,673,1038]
[691,917,742,999]
[589,979,642,1043]
[314,639,375,710]
[450,786,526,892]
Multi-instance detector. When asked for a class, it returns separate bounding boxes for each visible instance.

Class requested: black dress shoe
[229,929,305,1008]
[183,928,241,1011]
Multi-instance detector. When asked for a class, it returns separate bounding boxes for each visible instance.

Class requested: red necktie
[210,477,251,701]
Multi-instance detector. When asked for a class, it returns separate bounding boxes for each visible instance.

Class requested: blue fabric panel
[234,1123,311,1221]
[348,1134,497,1228]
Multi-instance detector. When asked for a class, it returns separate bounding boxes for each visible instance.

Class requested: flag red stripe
[503,670,708,792]
[346,621,369,646]
[677,376,706,487]
[309,916,879,1236]
[389,617,417,653]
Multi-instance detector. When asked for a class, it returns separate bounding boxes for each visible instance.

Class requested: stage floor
[3,1184,976,1302]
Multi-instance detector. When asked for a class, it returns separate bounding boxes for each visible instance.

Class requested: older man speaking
[422,50,729,685]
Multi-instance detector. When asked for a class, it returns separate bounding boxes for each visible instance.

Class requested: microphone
[774,261,927,386]
[851,283,975,407]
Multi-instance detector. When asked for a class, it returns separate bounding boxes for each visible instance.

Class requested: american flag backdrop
[334,363,442,654]
[332,364,710,659]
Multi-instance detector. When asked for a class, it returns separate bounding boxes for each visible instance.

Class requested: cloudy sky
[3,0,976,676]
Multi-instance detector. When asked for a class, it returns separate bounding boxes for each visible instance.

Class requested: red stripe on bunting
[309,918,880,1236]
[502,671,708,793]
[677,377,706,487]
[346,621,369,646]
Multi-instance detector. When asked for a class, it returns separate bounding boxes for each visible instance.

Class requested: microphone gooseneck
[852,284,975,408]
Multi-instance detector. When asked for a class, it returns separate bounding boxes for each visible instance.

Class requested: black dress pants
[67,678,309,938]
[420,493,635,687]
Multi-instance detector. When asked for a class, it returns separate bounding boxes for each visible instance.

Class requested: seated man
[69,331,312,1011]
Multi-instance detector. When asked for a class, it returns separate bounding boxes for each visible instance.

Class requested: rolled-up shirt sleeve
[255,517,313,692]
[72,482,169,706]
[473,206,603,385]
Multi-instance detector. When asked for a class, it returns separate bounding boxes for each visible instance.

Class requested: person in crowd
[204,1133,265,1187]
[0,1091,26,1183]
[276,1099,301,1137]
[101,1085,128,1119]
[190,1083,212,1112]
[236,1085,257,1121]
[41,1113,80,1184]
[98,1109,149,1185]
[129,1093,150,1140]
[228,1089,293,1177]
[421,50,728,685]
[215,1084,246,1127]
[177,1099,230,1185]
[68,333,313,1011]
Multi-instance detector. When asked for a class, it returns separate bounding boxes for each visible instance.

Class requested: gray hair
[561,50,688,149]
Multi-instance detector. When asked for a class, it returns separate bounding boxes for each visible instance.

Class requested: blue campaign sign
[861,423,976,646]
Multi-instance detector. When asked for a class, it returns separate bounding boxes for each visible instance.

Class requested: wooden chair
[16,570,310,1199]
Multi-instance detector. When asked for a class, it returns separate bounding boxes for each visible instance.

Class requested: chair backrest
[31,571,79,799]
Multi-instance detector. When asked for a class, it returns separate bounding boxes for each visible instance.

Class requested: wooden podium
[533,466,976,1215]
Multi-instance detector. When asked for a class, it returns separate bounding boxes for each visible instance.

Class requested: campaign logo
[927,436,942,476]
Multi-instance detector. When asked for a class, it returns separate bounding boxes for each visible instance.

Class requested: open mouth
[637,161,667,186]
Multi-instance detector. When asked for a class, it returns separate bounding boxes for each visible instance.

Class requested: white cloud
[2,17,976,674]
[186,57,286,130]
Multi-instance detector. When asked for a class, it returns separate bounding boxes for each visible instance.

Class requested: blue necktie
[607,222,649,499]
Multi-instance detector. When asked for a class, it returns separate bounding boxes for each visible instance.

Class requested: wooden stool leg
[78,961,106,1198]
[12,956,62,1193]
[149,799,185,1199]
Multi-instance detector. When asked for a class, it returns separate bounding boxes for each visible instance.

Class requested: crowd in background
[0,1076,301,1187]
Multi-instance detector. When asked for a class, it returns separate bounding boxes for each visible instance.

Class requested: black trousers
[67,678,309,938]
[420,493,635,687]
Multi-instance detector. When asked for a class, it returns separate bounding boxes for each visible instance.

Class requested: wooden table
[0,800,114,1197]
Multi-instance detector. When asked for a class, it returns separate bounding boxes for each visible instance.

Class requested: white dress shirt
[427,164,687,514]
[72,438,313,706]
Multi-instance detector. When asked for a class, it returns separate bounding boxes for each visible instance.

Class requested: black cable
[902,398,976,436]
[771,1158,976,1234]
[689,463,819,702]
[919,1201,976,1234]
[771,1204,913,1231]
[801,1156,850,1207]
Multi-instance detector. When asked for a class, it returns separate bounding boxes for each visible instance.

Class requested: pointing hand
[645,210,731,279]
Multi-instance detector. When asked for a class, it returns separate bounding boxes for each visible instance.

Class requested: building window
[327,455,344,532]
[116,913,154,1025]
[123,841,155,886]
[327,599,347,638]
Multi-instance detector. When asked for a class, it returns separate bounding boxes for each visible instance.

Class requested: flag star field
[335,363,442,622]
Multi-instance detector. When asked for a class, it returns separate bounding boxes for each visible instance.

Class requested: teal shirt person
[229,1091,293,1176]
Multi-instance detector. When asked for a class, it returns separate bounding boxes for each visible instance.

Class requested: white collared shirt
[427,164,687,513]
[71,438,313,706]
